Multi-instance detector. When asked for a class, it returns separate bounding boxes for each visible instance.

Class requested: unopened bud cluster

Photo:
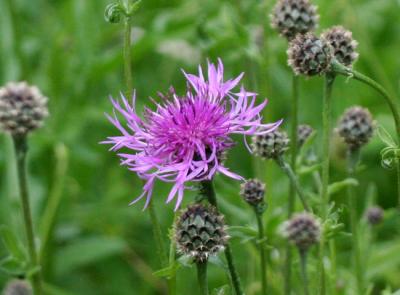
[282,213,320,252]
[252,129,290,160]
[240,179,266,208]
[321,26,358,67]
[271,0,319,40]
[0,82,48,136]
[337,106,374,150]
[175,204,228,263]
[288,33,333,76]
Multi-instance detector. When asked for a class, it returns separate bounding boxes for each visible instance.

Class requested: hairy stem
[276,156,311,212]
[148,201,168,267]
[285,73,299,295]
[197,262,209,295]
[255,211,267,295]
[123,16,133,98]
[168,215,177,295]
[332,61,400,139]
[12,136,42,295]
[318,73,335,295]
[200,181,244,295]
[346,149,364,294]
[299,250,310,295]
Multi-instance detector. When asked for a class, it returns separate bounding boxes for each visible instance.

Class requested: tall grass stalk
[12,136,42,295]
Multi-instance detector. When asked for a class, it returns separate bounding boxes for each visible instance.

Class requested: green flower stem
[318,73,335,295]
[329,240,338,295]
[40,144,68,263]
[299,250,310,295]
[275,156,311,212]
[197,261,209,295]
[12,136,42,295]
[397,159,400,211]
[346,149,364,294]
[123,16,133,98]
[148,201,168,267]
[255,211,267,295]
[168,215,177,295]
[200,180,244,295]
[331,61,400,139]
[332,60,400,209]
[285,73,299,295]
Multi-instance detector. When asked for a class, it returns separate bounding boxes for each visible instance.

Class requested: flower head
[297,124,314,147]
[240,178,266,208]
[282,212,320,252]
[0,82,48,136]
[3,279,32,295]
[288,33,333,76]
[175,203,228,263]
[321,26,358,67]
[271,0,319,40]
[365,206,384,225]
[337,106,374,151]
[252,128,289,160]
[104,60,281,210]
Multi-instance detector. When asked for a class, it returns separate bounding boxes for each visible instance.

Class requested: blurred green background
[1,0,400,294]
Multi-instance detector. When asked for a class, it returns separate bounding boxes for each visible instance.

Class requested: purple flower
[104,59,281,210]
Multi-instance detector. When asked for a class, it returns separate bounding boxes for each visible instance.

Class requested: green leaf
[377,125,397,147]
[153,262,180,278]
[228,226,258,239]
[367,239,400,279]
[0,225,27,262]
[212,285,230,295]
[54,236,127,275]
[0,255,26,276]
[298,163,321,176]
[328,178,358,195]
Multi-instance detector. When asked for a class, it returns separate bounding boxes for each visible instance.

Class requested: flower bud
[2,279,32,295]
[240,179,266,207]
[365,206,384,225]
[271,0,319,40]
[175,204,228,263]
[252,129,290,160]
[287,33,333,76]
[0,82,48,136]
[297,124,314,147]
[282,213,320,252]
[321,26,358,67]
[337,106,374,151]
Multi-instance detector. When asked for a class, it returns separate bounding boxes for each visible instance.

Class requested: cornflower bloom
[104,60,281,210]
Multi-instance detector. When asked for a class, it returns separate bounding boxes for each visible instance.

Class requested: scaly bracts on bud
[240,179,266,208]
[282,213,320,252]
[252,129,290,160]
[321,26,358,67]
[297,124,314,147]
[288,33,333,76]
[0,82,48,136]
[337,106,374,151]
[175,203,228,263]
[271,0,319,40]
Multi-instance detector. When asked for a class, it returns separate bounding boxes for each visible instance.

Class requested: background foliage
[1,0,400,294]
